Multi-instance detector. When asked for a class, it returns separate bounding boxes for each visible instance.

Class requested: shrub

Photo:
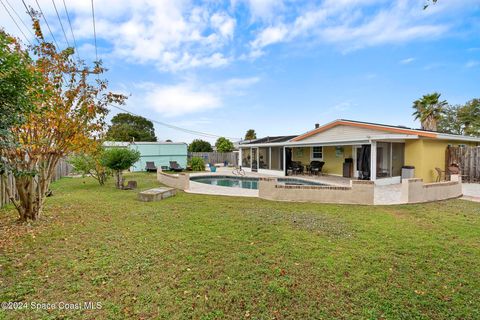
[215,137,234,152]
[69,153,110,185]
[188,139,213,152]
[188,157,205,171]
[100,148,140,188]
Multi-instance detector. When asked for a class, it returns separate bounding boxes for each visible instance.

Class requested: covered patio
[239,139,408,185]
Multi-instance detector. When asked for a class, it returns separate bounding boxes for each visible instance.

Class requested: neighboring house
[238,119,480,184]
[104,141,188,172]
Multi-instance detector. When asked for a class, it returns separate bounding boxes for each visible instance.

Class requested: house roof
[291,119,480,142]
[240,135,298,145]
[292,119,437,141]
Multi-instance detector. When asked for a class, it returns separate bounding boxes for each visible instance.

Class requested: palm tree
[412,92,447,131]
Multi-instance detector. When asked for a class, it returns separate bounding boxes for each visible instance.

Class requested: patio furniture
[169,161,184,172]
[435,167,445,182]
[145,161,157,172]
[291,161,304,175]
[309,161,325,175]
[160,165,169,171]
[448,164,468,181]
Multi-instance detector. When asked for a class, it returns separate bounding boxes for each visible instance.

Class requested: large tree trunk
[5,155,60,221]
[115,170,123,189]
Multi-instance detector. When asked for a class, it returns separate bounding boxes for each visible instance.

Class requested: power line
[33,0,60,49]
[108,104,240,141]
[0,0,31,45]
[4,0,35,39]
[90,0,98,62]
[51,0,70,47]
[61,0,80,61]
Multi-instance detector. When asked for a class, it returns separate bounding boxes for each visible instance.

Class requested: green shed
[104,141,188,172]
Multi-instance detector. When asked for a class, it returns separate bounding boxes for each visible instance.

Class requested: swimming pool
[190,176,328,190]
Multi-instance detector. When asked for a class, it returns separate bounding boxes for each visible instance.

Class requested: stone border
[156,171,463,205]
[400,175,462,203]
[259,179,375,205]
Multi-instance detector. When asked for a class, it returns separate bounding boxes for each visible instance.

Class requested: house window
[311,146,323,160]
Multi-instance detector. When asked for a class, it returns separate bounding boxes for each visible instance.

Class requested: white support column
[370,141,377,181]
[250,147,253,169]
[283,147,286,176]
[238,148,242,168]
[269,147,272,170]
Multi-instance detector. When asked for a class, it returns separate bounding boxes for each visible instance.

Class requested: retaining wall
[258,178,375,205]
[157,170,190,190]
[400,175,462,203]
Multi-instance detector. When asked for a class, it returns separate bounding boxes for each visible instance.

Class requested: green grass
[1,172,479,319]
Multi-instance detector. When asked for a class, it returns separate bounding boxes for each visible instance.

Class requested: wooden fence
[0,159,72,209]
[446,146,480,183]
[188,152,238,166]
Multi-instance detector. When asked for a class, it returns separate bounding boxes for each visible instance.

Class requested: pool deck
[186,168,404,204]
[183,168,479,205]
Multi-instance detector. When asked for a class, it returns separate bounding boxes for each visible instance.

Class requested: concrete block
[138,187,176,202]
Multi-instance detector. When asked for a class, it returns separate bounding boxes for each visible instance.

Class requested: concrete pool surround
[157,168,463,205]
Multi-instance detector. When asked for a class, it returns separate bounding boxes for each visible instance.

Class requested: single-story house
[238,119,480,184]
[104,141,188,172]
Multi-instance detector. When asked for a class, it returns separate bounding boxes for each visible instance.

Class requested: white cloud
[251,24,288,49]
[249,0,451,55]
[138,76,260,117]
[13,0,237,72]
[211,12,236,40]
[0,0,474,71]
[232,0,283,20]
[400,57,416,64]
[144,83,221,117]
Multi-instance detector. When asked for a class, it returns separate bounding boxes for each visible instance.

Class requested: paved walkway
[461,183,480,202]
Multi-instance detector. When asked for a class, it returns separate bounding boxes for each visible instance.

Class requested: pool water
[190,176,259,189]
[190,176,327,190]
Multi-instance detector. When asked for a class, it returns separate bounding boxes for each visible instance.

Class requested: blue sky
[1,0,479,142]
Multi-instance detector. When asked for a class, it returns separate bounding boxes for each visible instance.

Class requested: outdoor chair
[309,161,325,175]
[169,161,184,172]
[448,164,468,182]
[435,167,445,182]
[291,161,304,175]
[145,161,157,172]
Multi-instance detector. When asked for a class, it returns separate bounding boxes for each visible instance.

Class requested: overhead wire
[90,0,98,62]
[33,0,60,49]
[61,0,81,61]
[0,0,32,45]
[4,0,35,39]
[51,0,70,48]
[5,0,233,141]
[108,104,240,141]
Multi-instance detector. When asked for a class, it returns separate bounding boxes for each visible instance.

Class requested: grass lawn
[1,172,479,319]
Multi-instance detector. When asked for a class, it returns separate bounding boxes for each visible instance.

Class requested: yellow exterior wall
[322,146,352,175]
[291,147,310,164]
[405,139,477,183]
[291,146,352,175]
